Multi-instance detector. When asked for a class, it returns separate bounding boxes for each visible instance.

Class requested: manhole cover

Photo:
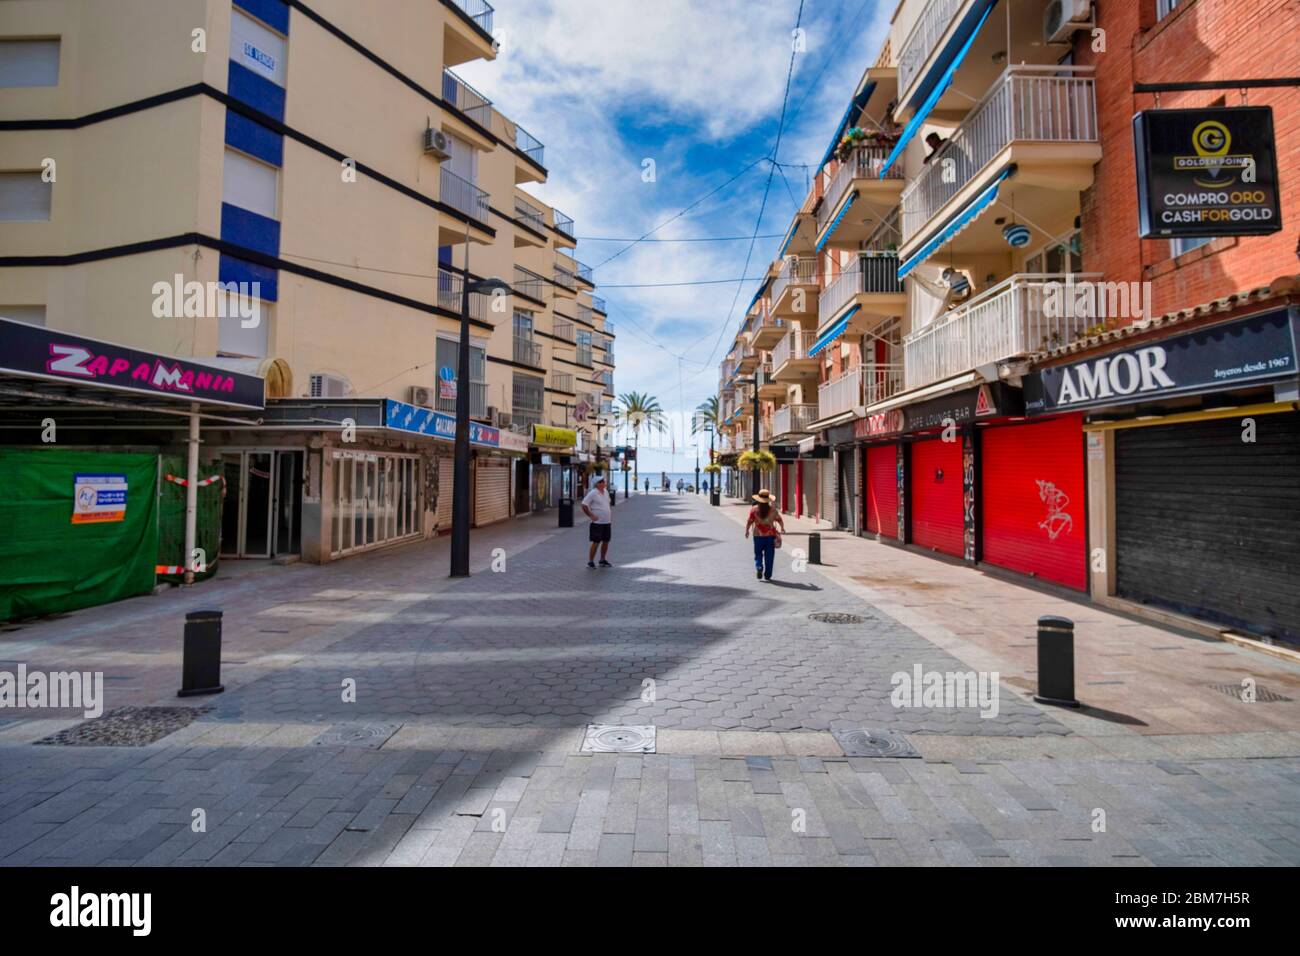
[809,612,864,625]
[582,725,655,753]
[1209,684,1292,703]
[34,705,209,747]
[832,728,920,759]
[314,721,402,749]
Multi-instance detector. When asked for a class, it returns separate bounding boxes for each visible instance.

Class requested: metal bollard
[1033,615,1079,708]
[178,609,225,697]
[808,532,822,565]
[610,488,616,507]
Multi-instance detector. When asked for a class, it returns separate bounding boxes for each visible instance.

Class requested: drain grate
[1210,683,1292,703]
[809,612,864,625]
[34,705,209,747]
[313,721,402,749]
[582,724,655,754]
[832,728,920,759]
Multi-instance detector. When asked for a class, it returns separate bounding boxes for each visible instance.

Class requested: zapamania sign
[1134,106,1282,239]
[1023,309,1298,415]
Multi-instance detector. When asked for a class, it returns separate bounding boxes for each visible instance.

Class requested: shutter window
[223,148,278,219]
[0,39,59,87]
[0,171,52,221]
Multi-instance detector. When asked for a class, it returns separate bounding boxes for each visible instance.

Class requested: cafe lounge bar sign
[1134,106,1282,239]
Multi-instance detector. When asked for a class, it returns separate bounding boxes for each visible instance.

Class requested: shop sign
[770,444,801,460]
[532,424,577,448]
[827,423,856,447]
[1023,309,1298,415]
[72,473,127,525]
[0,317,265,410]
[1134,106,1282,239]
[438,366,456,401]
[384,399,500,447]
[903,383,1022,433]
[855,408,903,440]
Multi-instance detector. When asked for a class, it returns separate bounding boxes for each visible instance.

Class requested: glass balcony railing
[592,296,607,313]
[440,166,490,223]
[553,209,575,238]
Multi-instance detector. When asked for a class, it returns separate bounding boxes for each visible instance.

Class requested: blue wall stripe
[227,61,286,122]
[224,110,283,167]
[234,0,290,35]
[220,252,279,302]
[221,203,281,258]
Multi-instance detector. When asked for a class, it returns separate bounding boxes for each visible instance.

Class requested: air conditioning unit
[423,127,451,161]
[309,372,350,398]
[1044,0,1092,43]
[410,385,434,407]
[491,408,512,428]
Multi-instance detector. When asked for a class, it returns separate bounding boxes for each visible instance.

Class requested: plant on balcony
[835,126,900,162]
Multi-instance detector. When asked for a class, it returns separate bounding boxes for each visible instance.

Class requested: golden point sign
[531,424,577,448]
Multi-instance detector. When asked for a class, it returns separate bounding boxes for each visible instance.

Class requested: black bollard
[178,609,225,697]
[1033,615,1079,708]
[808,531,822,565]
[558,495,574,527]
[610,487,615,507]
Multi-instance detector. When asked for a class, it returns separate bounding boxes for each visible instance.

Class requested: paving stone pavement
[1,492,1297,867]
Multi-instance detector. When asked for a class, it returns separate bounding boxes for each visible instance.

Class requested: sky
[457,0,895,474]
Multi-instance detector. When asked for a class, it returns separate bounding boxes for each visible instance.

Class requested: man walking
[676,478,684,495]
[582,475,612,568]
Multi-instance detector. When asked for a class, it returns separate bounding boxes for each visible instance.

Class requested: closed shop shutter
[436,449,454,532]
[1115,412,1300,642]
[865,444,898,538]
[474,457,511,526]
[909,437,963,557]
[839,448,858,530]
[779,463,790,512]
[821,453,837,523]
[801,461,817,518]
[981,414,1087,590]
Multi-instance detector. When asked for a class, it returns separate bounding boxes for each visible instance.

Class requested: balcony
[576,304,594,325]
[817,254,906,334]
[772,403,818,438]
[896,0,968,109]
[863,363,905,407]
[575,260,594,286]
[903,273,1100,391]
[592,296,607,314]
[513,335,542,368]
[437,269,486,321]
[437,380,488,420]
[735,340,757,373]
[440,166,490,224]
[603,320,614,336]
[899,66,1099,262]
[513,266,547,304]
[747,298,785,349]
[817,366,865,421]
[490,111,545,182]
[770,257,820,322]
[513,196,546,245]
[756,364,783,400]
[442,69,492,130]
[551,371,574,393]
[814,146,904,251]
[553,318,576,343]
[554,258,577,296]
[770,329,819,381]
[553,209,575,246]
[575,343,593,367]
[443,0,496,66]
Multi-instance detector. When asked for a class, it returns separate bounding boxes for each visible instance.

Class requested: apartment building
[0,0,613,612]
[721,0,1298,645]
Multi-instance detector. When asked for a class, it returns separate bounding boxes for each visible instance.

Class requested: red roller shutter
[865,444,898,538]
[981,414,1086,590]
[909,437,963,557]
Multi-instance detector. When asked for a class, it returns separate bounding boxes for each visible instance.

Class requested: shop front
[856,408,903,539]
[1026,306,1300,641]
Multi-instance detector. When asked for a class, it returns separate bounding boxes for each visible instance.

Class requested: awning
[808,304,860,358]
[815,192,856,252]
[896,166,1012,279]
[879,0,998,178]
[817,81,878,173]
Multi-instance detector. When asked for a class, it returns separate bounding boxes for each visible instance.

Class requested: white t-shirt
[581,487,611,524]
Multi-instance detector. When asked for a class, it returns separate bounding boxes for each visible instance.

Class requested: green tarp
[0,449,159,620]
[156,454,222,584]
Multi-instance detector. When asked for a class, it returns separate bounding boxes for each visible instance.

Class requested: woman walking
[744,489,785,582]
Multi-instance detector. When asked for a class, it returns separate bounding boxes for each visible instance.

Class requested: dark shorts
[589,523,611,543]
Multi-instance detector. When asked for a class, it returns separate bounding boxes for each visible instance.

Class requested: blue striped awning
[815,192,856,253]
[879,1,998,178]
[896,167,1013,280]
[808,305,861,358]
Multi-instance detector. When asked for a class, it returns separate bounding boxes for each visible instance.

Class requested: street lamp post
[739,376,761,497]
[451,266,512,579]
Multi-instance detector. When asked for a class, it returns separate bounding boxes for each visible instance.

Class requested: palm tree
[618,391,665,489]
[693,395,721,501]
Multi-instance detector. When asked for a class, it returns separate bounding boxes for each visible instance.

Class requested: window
[1171,235,1213,258]
[0,39,59,87]
[512,372,544,427]
[223,149,278,219]
[0,171,52,221]
[1156,0,1183,22]
[1025,227,1083,274]
[0,305,45,326]
[445,131,478,185]
[576,329,593,366]
[218,302,270,359]
[229,10,286,87]
[331,451,420,557]
[435,335,487,418]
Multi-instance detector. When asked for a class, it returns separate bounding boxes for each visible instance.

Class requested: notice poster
[71,473,128,524]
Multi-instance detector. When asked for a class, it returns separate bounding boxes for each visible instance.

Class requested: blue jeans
[753,535,776,579]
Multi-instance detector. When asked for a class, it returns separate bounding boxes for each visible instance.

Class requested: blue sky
[458,0,893,474]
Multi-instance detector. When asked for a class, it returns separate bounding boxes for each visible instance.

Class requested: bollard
[808,531,822,565]
[178,609,225,697]
[558,496,574,527]
[710,490,720,507]
[610,487,615,507]
[1033,615,1079,708]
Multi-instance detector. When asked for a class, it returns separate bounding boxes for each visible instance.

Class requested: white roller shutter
[0,172,52,221]
[436,450,454,532]
[223,149,278,218]
[474,457,511,526]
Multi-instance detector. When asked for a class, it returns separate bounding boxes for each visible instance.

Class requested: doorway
[220,449,303,558]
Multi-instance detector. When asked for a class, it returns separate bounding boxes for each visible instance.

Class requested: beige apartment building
[0,0,614,577]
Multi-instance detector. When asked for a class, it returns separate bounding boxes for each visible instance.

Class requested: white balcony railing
[817,254,904,327]
[770,329,818,371]
[771,256,819,307]
[901,66,1098,242]
[818,366,864,420]
[441,166,490,223]
[903,273,1102,390]
[816,146,903,237]
[897,0,967,103]
[863,363,905,406]
[772,403,819,437]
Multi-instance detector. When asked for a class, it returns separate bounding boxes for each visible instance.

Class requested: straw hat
[752,489,776,504]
